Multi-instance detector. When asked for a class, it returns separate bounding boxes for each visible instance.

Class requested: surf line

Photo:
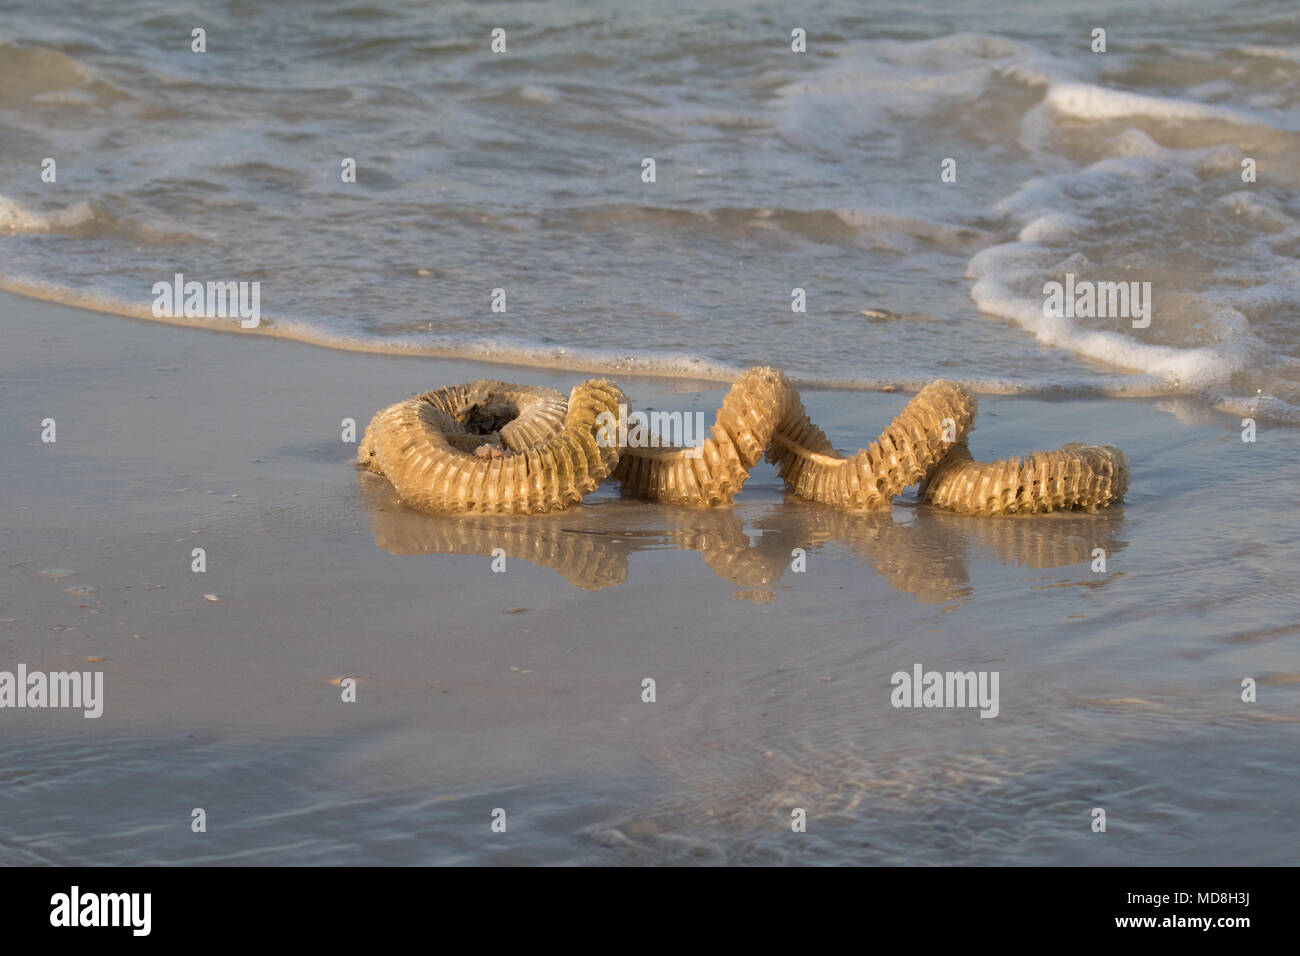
[151,272,261,328]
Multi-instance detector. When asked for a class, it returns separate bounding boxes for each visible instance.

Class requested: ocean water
[2,0,1299,420]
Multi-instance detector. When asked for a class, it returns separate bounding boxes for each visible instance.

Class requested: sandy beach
[1,289,1296,864]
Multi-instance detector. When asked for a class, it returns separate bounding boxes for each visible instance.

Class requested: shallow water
[2,0,1299,420]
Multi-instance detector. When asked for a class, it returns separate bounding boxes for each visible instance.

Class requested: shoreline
[0,280,1201,404]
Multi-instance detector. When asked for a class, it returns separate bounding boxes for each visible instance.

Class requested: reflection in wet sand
[782,507,972,604]
[931,508,1128,571]
[361,474,1127,605]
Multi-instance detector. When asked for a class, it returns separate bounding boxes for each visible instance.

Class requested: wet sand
[1,290,1297,865]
